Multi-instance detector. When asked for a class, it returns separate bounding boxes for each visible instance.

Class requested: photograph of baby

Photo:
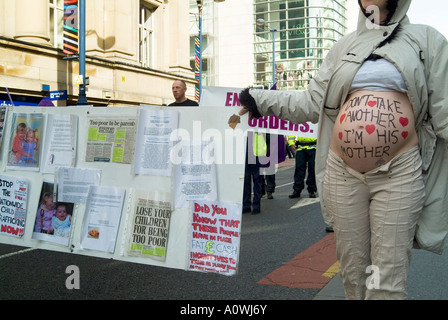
[32,181,75,247]
[7,113,43,171]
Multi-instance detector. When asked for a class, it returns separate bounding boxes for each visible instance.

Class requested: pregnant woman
[239,0,448,299]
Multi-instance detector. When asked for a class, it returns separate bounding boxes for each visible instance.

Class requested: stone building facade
[0,0,195,106]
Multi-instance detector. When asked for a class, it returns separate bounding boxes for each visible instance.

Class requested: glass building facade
[254,0,347,89]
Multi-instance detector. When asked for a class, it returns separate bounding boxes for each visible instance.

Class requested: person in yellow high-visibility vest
[289,136,317,199]
[243,132,265,215]
[286,135,296,158]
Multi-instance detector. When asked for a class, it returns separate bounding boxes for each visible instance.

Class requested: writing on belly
[337,93,410,160]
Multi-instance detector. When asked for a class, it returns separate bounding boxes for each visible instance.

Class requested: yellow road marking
[322,261,340,279]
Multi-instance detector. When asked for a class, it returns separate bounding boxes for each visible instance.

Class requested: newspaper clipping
[134,108,178,176]
[86,117,136,163]
[173,139,217,209]
[127,190,172,261]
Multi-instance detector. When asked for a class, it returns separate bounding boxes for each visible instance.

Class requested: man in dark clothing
[289,136,317,199]
[169,80,199,106]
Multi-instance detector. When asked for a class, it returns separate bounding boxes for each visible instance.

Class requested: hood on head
[357,0,412,29]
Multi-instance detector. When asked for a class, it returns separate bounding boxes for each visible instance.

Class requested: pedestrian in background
[286,135,295,158]
[261,134,286,200]
[288,136,317,199]
[169,80,199,106]
[243,132,265,215]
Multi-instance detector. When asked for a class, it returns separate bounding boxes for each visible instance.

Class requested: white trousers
[323,146,425,299]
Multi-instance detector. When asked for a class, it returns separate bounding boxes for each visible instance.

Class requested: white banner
[200,86,318,139]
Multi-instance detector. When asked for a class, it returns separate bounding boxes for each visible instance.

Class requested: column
[14,0,50,45]
[164,0,192,75]
[102,0,135,60]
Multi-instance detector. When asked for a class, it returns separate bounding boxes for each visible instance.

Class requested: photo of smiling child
[21,128,39,163]
[7,113,43,171]
[32,181,74,246]
[52,202,72,239]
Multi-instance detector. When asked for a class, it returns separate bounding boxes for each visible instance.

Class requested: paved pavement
[314,274,345,300]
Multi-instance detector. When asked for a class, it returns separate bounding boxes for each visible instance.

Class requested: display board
[0,105,248,275]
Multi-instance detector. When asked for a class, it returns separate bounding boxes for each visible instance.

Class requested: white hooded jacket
[248,0,448,254]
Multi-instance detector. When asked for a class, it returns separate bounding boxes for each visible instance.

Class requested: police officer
[289,136,317,199]
[286,135,296,158]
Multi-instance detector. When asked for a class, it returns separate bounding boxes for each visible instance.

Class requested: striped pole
[63,0,79,55]
[195,7,202,102]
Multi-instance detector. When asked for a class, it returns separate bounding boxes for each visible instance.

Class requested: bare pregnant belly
[330,90,418,173]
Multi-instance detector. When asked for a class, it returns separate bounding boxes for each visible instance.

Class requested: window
[139,4,154,68]
[254,0,347,90]
[49,0,65,49]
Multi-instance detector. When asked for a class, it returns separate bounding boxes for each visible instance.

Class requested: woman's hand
[238,107,249,116]
[238,87,262,119]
